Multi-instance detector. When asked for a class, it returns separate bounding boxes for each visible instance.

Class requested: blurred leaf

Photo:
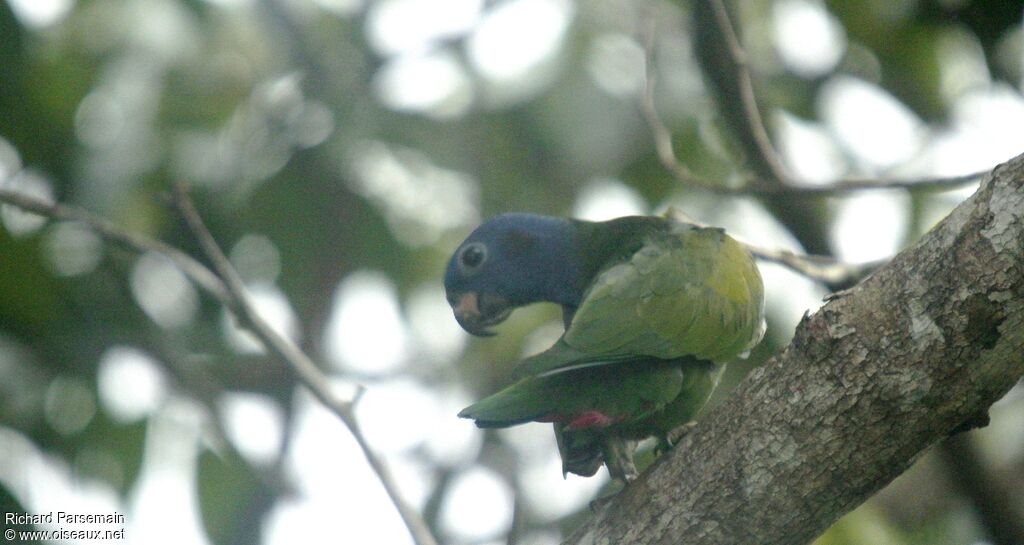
[0,230,60,333]
[77,415,147,495]
[196,449,275,545]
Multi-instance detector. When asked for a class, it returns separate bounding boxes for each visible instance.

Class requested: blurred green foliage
[0,0,1022,544]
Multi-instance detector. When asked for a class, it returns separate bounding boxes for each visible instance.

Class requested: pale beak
[450,292,512,337]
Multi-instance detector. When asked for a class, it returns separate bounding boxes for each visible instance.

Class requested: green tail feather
[457,377,558,427]
[458,358,694,429]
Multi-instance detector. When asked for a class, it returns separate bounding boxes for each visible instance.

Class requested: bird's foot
[657,422,697,455]
[602,437,639,483]
[590,438,639,513]
[610,462,639,483]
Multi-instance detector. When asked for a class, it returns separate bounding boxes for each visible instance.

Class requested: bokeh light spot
[7,0,73,28]
[229,234,282,284]
[441,466,514,541]
[832,190,910,263]
[586,33,646,97]
[572,178,647,221]
[367,0,482,56]
[324,270,410,374]
[820,76,925,169]
[406,283,467,364]
[222,283,301,354]
[131,251,199,329]
[520,447,607,521]
[44,376,97,436]
[355,378,438,453]
[97,346,167,423]
[375,50,474,118]
[467,0,573,82]
[774,111,847,183]
[44,221,104,277]
[347,141,480,246]
[220,392,284,466]
[773,0,846,78]
[0,137,22,182]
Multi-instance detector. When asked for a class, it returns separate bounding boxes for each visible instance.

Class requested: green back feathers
[516,220,764,378]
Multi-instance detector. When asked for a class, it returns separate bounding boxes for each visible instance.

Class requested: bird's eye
[459,242,487,273]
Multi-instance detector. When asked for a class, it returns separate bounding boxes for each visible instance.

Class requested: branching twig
[639,10,988,197]
[168,184,439,545]
[0,187,440,545]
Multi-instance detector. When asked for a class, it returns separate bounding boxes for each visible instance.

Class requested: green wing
[514,223,764,378]
[457,362,684,428]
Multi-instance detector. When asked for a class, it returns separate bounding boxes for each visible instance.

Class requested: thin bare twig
[771,171,986,194]
[745,244,883,286]
[639,10,989,196]
[702,0,792,185]
[0,187,440,545]
[0,188,228,301]
[661,207,879,285]
[168,184,439,545]
[640,19,728,193]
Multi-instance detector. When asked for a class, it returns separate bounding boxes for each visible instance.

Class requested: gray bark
[566,154,1024,545]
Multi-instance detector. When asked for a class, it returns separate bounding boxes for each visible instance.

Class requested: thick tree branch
[565,154,1024,545]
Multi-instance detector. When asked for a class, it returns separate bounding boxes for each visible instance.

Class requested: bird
[444,212,765,482]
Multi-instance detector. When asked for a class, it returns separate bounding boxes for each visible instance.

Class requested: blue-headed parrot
[444,213,765,481]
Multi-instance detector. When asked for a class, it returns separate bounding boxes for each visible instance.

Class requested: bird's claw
[657,422,698,454]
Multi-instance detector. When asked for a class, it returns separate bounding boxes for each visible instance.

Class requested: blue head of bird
[444,213,581,336]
